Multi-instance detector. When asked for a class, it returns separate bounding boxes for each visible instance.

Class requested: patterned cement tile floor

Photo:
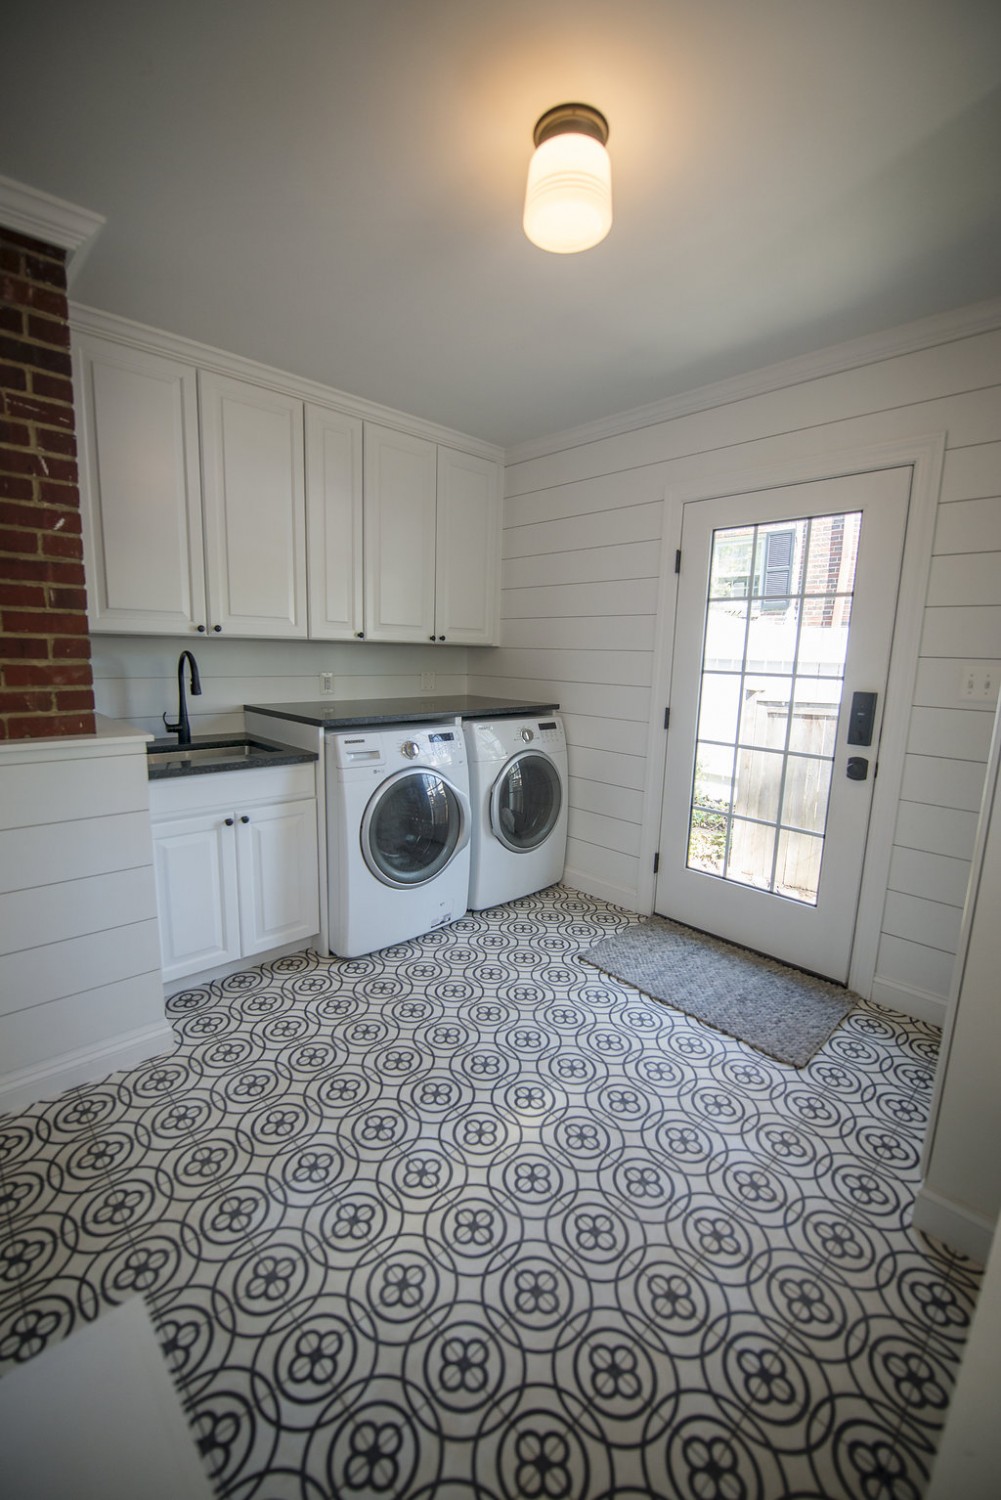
[0,887,982,1499]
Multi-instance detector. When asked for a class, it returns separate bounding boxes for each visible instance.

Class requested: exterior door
[656,467,911,982]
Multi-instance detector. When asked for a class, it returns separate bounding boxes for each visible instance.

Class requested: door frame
[639,432,946,998]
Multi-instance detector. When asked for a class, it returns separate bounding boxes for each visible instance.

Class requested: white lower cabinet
[150,766,319,984]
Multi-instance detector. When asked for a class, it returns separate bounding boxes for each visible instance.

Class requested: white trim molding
[70,303,505,463]
[912,1184,994,1265]
[0,173,104,272]
[0,1020,175,1117]
[505,297,1001,468]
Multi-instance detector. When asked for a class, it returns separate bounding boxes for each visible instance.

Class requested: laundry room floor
[0,887,982,1499]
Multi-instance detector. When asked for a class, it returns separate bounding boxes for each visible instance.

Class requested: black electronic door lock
[847,691,878,746]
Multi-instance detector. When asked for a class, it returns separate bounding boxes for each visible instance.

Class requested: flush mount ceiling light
[523,103,612,254]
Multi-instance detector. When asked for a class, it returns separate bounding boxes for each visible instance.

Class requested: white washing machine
[326,722,471,957]
[463,714,568,910]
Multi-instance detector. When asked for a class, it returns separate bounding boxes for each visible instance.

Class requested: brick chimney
[0,226,96,739]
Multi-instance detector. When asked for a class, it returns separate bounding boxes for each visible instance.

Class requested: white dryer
[463,714,568,910]
[326,723,471,958]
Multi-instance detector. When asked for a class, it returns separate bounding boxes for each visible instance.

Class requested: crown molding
[0,174,104,269]
[69,302,504,463]
[504,296,1001,468]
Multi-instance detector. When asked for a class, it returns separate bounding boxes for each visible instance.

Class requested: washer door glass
[362,769,468,888]
[490,751,562,853]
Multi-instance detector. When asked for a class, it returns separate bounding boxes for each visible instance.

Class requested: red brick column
[0,227,95,739]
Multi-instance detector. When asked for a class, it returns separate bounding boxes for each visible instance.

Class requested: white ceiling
[3,0,1000,451]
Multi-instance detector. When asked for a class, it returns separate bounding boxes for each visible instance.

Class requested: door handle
[846,756,869,781]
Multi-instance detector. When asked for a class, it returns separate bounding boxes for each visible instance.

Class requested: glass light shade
[523,131,612,254]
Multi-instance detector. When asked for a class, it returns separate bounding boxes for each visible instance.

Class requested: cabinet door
[236,799,320,956]
[435,448,502,645]
[363,423,437,643]
[151,812,241,982]
[199,372,307,637]
[305,405,364,639]
[75,336,206,634]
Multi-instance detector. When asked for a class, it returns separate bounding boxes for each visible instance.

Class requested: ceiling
[3,0,1001,451]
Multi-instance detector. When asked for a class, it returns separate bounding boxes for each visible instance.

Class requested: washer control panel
[395,728,461,765]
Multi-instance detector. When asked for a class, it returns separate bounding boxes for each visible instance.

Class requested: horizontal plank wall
[0,722,171,1112]
[470,308,1001,1021]
[91,637,470,738]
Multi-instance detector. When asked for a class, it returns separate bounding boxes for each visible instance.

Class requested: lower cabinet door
[236,799,320,956]
[151,812,242,982]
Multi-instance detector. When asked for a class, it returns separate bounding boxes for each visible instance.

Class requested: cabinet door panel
[151,813,240,982]
[75,337,206,634]
[435,448,501,645]
[200,373,307,637]
[305,405,364,639]
[237,800,319,955]
[363,424,437,643]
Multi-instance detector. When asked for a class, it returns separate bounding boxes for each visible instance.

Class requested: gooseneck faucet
[163,651,203,744]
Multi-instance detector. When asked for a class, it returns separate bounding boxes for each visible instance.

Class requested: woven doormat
[582,917,856,1067]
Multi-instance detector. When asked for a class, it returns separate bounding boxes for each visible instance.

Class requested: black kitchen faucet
[163,650,202,744]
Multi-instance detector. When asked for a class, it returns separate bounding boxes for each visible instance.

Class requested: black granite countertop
[244,695,560,729]
[146,735,319,780]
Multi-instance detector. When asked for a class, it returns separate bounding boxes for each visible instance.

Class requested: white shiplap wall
[0,722,171,1112]
[91,637,470,737]
[470,312,1001,1023]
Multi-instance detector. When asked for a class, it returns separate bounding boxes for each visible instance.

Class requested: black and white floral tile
[0,887,982,1499]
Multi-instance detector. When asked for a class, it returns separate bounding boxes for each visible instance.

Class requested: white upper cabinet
[363,423,438,643]
[363,424,502,646]
[199,372,308,638]
[304,404,364,640]
[73,317,501,646]
[435,446,501,646]
[75,336,206,635]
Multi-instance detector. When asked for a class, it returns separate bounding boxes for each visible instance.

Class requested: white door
[151,811,241,981]
[656,467,911,982]
[363,423,437,643]
[435,447,502,645]
[199,372,307,637]
[305,404,364,640]
[237,799,320,955]
[75,336,206,635]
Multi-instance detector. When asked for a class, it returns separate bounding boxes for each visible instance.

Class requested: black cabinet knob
[240,814,250,823]
[438,635,445,642]
[197,624,206,633]
[429,635,436,642]
[213,624,222,633]
[355,631,364,639]
[224,817,234,826]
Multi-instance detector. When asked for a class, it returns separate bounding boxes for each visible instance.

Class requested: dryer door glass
[490,752,562,853]
[363,770,465,888]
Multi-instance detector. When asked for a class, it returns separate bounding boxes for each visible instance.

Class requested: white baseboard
[913,1184,995,1264]
[561,868,640,915]
[163,936,321,997]
[0,1020,176,1117]
[869,975,948,1027]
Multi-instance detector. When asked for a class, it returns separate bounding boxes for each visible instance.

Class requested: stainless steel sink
[146,738,286,769]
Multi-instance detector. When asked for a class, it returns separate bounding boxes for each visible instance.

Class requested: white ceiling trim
[0,173,104,265]
[69,303,504,463]
[505,296,1001,469]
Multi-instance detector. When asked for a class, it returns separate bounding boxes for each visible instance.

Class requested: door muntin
[490,751,562,853]
[361,768,470,888]
[687,512,861,906]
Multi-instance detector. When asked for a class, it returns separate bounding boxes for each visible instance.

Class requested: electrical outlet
[320,673,335,695]
[959,663,996,701]
[420,671,435,692]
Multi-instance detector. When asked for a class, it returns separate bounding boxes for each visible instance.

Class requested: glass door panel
[685,511,861,907]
